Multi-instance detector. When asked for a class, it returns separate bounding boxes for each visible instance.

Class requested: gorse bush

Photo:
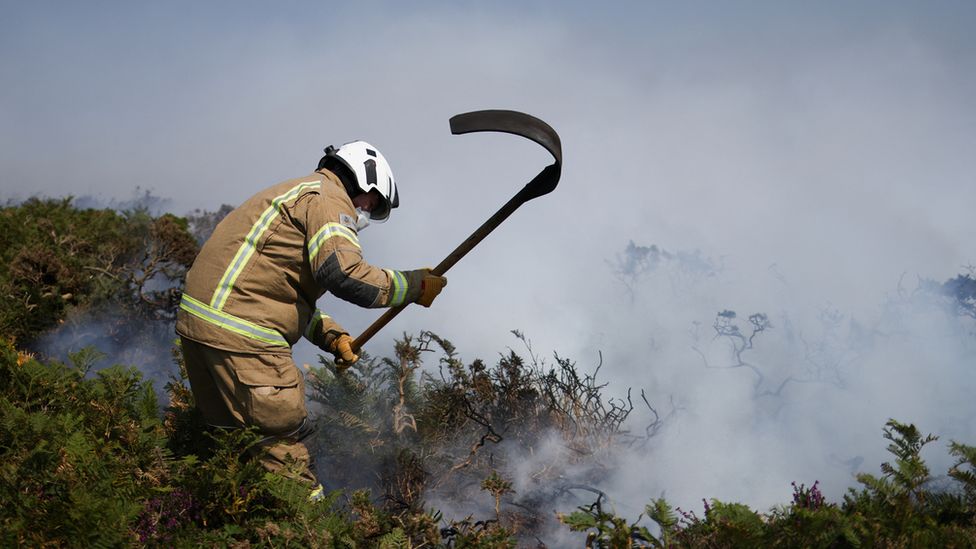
[307,330,660,544]
[0,197,197,346]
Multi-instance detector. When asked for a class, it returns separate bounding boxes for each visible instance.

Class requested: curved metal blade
[450,109,562,167]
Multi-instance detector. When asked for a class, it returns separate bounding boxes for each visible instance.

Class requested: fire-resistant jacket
[176,169,418,355]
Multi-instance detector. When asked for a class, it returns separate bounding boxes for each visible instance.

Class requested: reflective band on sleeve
[304,309,329,340]
[386,269,408,306]
[308,222,360,261]
[211,181,320,310]
[180,294,288,347]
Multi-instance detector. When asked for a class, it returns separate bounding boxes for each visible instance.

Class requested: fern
[378,527,411,549]
[879,419,938,502]
[646,497,678,547]
[948,441,976,500]
[337,410,379,434]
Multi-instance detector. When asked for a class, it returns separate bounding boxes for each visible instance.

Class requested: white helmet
[322,140,399,222]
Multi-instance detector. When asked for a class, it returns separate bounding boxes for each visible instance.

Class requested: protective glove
[327,333,359,370]
[403,269,448,307]
[418,271,447,307]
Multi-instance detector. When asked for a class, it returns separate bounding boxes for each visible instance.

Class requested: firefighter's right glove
[403,269,448,308]
[328,333,359,370]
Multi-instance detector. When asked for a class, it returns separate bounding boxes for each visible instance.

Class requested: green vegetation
[0,197,197,345]
[4,334,976,547]
[2,198,976,546]
[0,337,374,547]
[559,419,976,547]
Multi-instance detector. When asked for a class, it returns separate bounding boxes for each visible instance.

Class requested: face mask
[353,207,371,232]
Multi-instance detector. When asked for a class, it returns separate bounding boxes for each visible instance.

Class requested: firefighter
[176,141,446,496]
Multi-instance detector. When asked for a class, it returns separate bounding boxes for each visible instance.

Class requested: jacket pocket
[233,356,306,436]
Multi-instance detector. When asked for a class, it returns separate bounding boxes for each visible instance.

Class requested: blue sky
[4,1,976,515]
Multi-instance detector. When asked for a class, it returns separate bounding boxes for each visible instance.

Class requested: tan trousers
[180,337,316,484]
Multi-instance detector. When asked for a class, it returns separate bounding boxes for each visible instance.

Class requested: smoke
[25,189,188,402]
[32,312,179,403]
[592,243,976,517]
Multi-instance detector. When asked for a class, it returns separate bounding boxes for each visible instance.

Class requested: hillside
[2,199,975,547]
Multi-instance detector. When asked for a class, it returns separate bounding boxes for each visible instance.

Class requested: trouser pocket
[233,355,306,436]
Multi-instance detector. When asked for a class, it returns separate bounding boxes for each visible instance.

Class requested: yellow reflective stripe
[386,269,408,306]
[211,181,320,310]
[180,294,288,347]
[304,309,330,340]
[308,222,360,261]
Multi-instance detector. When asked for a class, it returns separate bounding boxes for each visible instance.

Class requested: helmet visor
[369,197,391,222]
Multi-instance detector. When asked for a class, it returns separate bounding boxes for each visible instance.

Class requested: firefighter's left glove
[403,269,447,308]
[328,334,359,370]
